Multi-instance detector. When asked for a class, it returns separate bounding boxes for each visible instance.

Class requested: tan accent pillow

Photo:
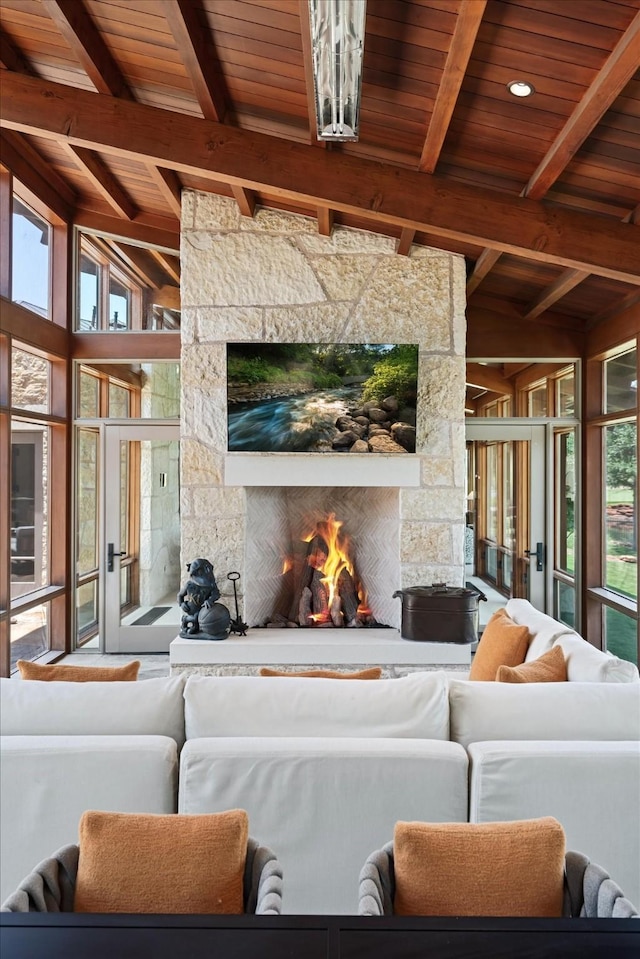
[74,810,249,914]
[17,660,140,682]
[259,666,382,679]
[497,644,567,683]
[469,609,530,681]
[393,817,565,917]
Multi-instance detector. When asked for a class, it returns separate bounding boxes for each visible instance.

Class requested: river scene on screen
[227,343,418,454]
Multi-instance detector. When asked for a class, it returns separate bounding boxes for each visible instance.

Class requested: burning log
[337,567,359,625]
[310,568,329,622]
[298,586,312,625]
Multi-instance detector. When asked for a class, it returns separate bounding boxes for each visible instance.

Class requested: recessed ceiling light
[507,80,535,98]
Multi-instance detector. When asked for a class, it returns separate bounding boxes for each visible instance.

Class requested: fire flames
[281,512,371,627]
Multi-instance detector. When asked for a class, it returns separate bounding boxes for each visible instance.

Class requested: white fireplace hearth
[169,628,472,677]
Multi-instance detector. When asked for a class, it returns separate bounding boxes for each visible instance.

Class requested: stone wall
[180,191,467,622]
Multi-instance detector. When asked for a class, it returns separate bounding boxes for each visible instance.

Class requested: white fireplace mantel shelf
[224,454,421,487]
[170,628,471,675]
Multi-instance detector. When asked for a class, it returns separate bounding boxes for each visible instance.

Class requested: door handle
[107,542,126,572]
[524,542,544,572]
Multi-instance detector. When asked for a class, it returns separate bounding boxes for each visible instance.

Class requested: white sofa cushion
[505,599,577,662]
[449,679,640,748]
[553,634,639,683]
[0,735,178,905]
[179,736,468,914]
[183,671,450,740]
[0,676,186,746]
[468,740,640,910]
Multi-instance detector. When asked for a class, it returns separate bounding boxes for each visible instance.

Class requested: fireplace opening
[244,487,401,630]
[268,513,378,628]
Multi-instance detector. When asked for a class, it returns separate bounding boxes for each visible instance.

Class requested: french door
[102,423,180,652]
[465,423,549,612]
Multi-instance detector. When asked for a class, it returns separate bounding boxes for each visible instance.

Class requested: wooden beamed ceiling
[0,0,639,337]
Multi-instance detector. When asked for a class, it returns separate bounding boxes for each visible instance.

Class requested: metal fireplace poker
[227,571,248,636]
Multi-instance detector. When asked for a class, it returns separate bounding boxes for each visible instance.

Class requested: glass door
[466,423,548,612]
[102,423,181,652]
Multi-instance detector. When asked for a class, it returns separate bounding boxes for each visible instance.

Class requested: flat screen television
[227,343,418,453]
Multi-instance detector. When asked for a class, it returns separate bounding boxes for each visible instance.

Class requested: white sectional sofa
[1,601,638,913]
[0,676,185,904]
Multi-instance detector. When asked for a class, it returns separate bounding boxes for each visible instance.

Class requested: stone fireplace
[178,191,467,661]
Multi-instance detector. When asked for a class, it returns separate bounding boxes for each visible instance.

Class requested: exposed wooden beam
[524,10,640,200]
[148,249,181,285]
[466,248,502,295]
[418,0,487,174]
[522,268,590,321]
[41,0,133,99]
[467,306,584,358]
[66,145,138,220]
[0,131,73,223]
[231,185,257,218]
[153,284,181,311]
[623,204,640,226]
[2,72,639,284]
[396,228,415,256]
[73,208,180,252]
[146,166,182,219]
[1,129,77,210]
[163,0,226,122]
[317,206,333,236]
[0,28,35,75]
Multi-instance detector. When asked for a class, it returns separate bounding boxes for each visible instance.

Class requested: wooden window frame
[583,338,639,661]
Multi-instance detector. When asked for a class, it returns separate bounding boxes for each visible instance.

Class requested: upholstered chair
[358,821,638,920]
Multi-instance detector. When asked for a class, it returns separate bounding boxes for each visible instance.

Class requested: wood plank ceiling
[1,0,639,341]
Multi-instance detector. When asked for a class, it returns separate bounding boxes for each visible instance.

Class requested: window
[11,197,50,318]
[76,237,141,332]
[585,343,638,665]
[555,431,575,576]
[528,384,547,417]
[605,348,637,414]
[604,421,637,601]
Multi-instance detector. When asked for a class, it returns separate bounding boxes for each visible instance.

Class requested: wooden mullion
[0,336,9,675]
[0,166,12,299]
[71,331,180,361]
[582,356,605,648]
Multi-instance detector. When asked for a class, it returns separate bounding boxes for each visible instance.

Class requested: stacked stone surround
[180,190,467,628]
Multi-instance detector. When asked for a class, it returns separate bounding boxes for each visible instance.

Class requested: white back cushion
[179,737,468,914]
[0,676,186,745]
[449,679,640,748]
[553,634,639,683]
[505,599,576,661]
[184,671,450,740]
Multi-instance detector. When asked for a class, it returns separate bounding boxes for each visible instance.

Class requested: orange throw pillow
[17,660,140,682]
[393,817,565,917]
[74,810,249,914]
[469,609,530,681]
[497,645,567,683]
[259,667,382,679]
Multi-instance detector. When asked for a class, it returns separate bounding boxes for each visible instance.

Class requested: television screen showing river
[226,343,419,453]
[228,386,365,452]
